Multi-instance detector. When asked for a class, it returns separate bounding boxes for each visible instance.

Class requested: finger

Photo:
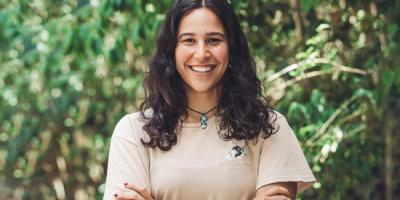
[124,183,152,200]
[114,191,145,200]
[252,196,263,200]
[263,186,290,197]
[264,195,291,200]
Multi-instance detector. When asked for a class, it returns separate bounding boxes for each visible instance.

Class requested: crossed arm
[113,181,296,200]
[253,182,297,200]
[107,116,300,200]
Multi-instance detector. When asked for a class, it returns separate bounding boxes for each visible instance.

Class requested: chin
[187,84,220,94]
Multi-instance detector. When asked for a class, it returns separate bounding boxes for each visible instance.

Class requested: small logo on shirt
[225,145,246,160]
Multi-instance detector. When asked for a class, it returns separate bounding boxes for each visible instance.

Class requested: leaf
[300,0,313,13]
[300,0,321,14]
[395,65,400,86]
[387,24,399,38]
[288,102,309,123]
[289,69,300,77]
[316,23,330,33]
[382,68,394,92]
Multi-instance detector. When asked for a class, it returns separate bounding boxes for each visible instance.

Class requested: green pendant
[200,114,207,129]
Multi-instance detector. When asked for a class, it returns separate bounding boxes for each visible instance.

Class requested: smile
[187,64,217,73]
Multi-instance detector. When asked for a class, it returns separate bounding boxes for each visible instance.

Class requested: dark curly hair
[140,0,277,151]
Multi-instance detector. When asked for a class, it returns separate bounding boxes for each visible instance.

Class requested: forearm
[254,182,297,200]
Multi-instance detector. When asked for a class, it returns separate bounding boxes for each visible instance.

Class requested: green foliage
[1,0,399,199]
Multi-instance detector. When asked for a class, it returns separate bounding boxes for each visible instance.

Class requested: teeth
[190,65,213,73]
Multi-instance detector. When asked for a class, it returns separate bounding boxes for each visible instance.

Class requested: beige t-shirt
[104,111,316,200]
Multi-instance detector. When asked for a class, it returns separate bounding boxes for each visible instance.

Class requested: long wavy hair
[140,0,277,151]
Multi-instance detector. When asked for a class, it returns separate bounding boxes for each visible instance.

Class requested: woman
[104,0,316,199]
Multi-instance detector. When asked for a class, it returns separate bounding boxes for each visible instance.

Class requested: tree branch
[290,0,304,43]
[267,58,371,83]
[305,95,359,147]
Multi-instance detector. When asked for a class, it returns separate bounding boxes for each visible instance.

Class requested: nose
[193,42,210,59]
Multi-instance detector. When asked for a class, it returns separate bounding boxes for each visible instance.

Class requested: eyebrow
[177,32,226,40]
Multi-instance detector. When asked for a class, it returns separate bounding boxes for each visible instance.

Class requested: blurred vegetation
[0,0,399,199]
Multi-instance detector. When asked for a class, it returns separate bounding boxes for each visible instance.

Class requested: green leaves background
[1,0,399,199]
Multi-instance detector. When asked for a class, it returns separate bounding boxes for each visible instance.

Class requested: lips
[187,64,217,73]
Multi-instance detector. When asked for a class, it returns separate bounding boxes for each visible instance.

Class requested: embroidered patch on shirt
[225,145,246,160]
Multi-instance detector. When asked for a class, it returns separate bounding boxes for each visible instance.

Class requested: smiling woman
[175,7,229,99]
[175,7,229,126]
[103,0,316,200]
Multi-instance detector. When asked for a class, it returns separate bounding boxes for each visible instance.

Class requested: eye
[181,38,196,45]
[208,38,222,45]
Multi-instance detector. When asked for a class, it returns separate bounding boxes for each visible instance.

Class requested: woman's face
[175,7,229,95]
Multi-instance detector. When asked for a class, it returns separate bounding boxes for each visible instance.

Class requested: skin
[115,181,296,200]
[253,182,297,200]
[115,7,296,200]
[114,183,152,200]
[175,7,229,123]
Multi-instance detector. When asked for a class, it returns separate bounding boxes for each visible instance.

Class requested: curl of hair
[140,0,277,151]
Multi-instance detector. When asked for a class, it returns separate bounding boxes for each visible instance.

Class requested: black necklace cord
[187,106,218,115]
[186,106,218,129]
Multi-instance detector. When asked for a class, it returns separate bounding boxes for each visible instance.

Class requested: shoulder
[124,111,149,127]
[268,110,287,127]
[263,110,296,140]
[112,111,149,143]
[265,110,299,142]
[271,110,285,120]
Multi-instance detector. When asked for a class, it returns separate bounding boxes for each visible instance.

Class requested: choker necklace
[187,106,217,129]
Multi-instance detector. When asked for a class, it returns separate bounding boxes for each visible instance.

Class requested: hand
[252,186,291,200]
[253,196,291,200]
[114,183,153,200]
[252,182,296,200]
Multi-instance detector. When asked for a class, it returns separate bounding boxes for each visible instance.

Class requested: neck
[184,90,219,123]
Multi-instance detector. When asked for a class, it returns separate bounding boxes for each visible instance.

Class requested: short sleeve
[103,115,150,200]
[256,114,317,193]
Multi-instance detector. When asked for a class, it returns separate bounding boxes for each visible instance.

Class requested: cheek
[175,46,191,77]
[212,45,229,63]
[175,46,192,64]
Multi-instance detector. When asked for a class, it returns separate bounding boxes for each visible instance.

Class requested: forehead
[177,7,225,35]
